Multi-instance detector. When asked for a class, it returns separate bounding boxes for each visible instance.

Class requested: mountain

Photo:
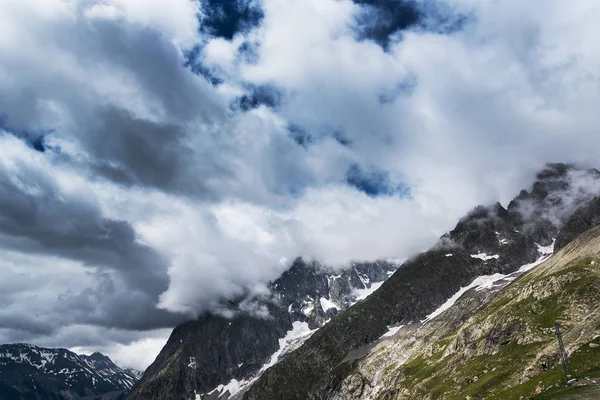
[128,163,600,400]
[240,163,600,400]
[0,344,141,400]
[323,215,600,399]
[127,259,398,400]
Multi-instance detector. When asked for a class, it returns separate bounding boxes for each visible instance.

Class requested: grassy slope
[377,227,600,400]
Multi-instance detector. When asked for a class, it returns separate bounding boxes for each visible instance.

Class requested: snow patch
[319,297,338,312]
[203,322,316,399]
[422,254,552,324]
[380,325,404,339]
[352,281,383,303]
[260,321,315,373]
[355,268,371,288]
[536,239,555,255]
[470,253,500,261]
[516,254,550,274]
[302,306,313,316]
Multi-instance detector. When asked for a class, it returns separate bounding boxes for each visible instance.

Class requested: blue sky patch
[346,164,411,197]
[199,0,264,40]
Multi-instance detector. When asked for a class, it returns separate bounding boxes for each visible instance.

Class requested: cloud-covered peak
[1,0,600,369]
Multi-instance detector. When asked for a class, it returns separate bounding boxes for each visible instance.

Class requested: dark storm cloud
[64,17,225,122]
[56,276,186,330]
[1,13,223,129]
[0,139,186,331]
[0,6,229,198]
[74,106,232,198]
[0,314,55,336]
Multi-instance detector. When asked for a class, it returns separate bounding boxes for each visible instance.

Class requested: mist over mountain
[125,164,600,400]
[1,0,600,396]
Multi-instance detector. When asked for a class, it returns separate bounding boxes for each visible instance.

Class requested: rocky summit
[129,163,600,400]
[127,259,398,400]
[0,344,141,400]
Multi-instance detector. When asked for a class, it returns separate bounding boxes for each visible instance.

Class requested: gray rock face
[507,163,600,245]
[127,259,397,400]
[0,344,140,400]
[555,195,600,251]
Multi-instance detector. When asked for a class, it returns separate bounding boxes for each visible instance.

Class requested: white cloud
[84,0,201,46]
[2,0,600,369]
[72,328,171,371]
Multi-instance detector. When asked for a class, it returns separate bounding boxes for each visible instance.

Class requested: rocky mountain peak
[507,163,600,245]
[127,258,398,400]
[0,343,141,399]
[88,352,111,362]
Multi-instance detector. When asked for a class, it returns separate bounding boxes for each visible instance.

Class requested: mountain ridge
[126,163,600,400]
[242,163,600,399]
[323,225,600,399]
[127,259,399,400]
[0,343,141,400]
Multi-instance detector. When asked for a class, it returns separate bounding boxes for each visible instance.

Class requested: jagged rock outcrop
[556,195,600,251]
[127,259,397,400]
[0,344,140,400]
[507,163,600,245]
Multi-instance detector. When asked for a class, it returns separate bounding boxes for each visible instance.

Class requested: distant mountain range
[0,344,141,400]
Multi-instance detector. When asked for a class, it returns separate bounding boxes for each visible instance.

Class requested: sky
[0,0,599,371]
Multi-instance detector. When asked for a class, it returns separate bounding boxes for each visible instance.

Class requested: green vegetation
[152,346,182,381]
[382,255,600,400]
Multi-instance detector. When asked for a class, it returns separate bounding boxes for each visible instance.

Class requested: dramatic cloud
[1,0,600,369]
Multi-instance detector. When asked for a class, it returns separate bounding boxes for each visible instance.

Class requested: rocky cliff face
[242,164,600,400]
[507,163,600,245]
[0,344,141,400]
[326,226,600,400]
[555,195,600,251]
[127,259,398,400]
